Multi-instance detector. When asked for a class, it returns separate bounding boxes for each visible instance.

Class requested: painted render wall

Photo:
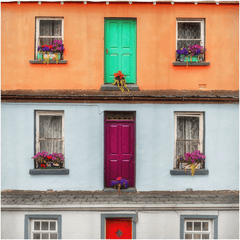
[1,210,239,239]
[1,103,238,191]
[1,2,239,91]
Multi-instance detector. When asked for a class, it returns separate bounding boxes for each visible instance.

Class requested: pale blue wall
[1,103,239,191]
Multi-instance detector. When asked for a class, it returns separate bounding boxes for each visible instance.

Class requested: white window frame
[176,19,205,50]
[31,219,58,239]
[174,112,204,168]
[184,220,212,239]
[35,111,65,167]
[35,17,64,58]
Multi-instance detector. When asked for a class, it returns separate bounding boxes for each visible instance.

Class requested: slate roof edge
[2,189,239,195]
[1,90,239,103]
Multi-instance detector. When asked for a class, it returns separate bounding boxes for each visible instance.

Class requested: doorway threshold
[104,187,137,193]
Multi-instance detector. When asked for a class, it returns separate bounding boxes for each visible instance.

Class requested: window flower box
[37,52,61,61]
[176,45,206,66]
[32,151,64,169]
[177,150,206,176]
[180,54,203,63]
[37,39,64,64]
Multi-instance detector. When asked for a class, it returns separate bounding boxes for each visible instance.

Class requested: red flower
[116,177,121,181]
[47,156,52,160]
[41,164,46,168]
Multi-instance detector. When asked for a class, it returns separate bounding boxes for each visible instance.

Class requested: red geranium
[114,71,124,80]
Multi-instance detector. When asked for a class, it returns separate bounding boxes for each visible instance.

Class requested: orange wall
[1,2,239,90]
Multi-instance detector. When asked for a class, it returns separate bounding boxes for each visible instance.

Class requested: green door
[104,19,136,84]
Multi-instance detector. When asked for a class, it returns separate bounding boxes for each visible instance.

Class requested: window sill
[29,168,69,175]
[29,60,67,64]
[104,187,137,192]
[100,84,139,91]
[172,62,210,66]
[170,169,209,175]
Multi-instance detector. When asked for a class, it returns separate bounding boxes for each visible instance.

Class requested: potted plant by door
[111,177,129,193]
[112,71,129,92]
[178,150,206,176]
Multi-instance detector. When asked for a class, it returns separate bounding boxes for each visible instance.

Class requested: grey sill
[29,60,67,64]
[29,169,69,175]
[100,84,139,91]
[104,187,137,192]
[170,169,209,175]
[172,62,210,66]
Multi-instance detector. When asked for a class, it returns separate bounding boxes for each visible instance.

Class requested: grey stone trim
[24,214,62,239]
[29,60,67,64]
[180,215,218,239]
[172,62,210,66]
[103,187,137,192]
[101,214,137,239]
[170,169,209,175]
[100,84,139,91]
[29,169,69,175]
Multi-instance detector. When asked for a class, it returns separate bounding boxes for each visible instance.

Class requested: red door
[105,120,135,187]
[106,218,132,239]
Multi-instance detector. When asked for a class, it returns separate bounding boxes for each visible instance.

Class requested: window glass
[34,222,40,230]
[40,20,62,36]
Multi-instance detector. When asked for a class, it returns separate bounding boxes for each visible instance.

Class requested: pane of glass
[39,116,62,138]
[194,234,201,239]
[178,22,201,39]
[176,116,200,160]
[50,222,56,231]
[185,234,192,239]
[40,140,63,154]
[185,117,199,141]
[40,20,62,36]
[194,222,201,231]
[50,233,58,239]
[177,117,199,140]
[41,221,49,230]
[177,40,201,50]
[33,233,40,239]
[202,222,209,231]
[202,234,210,239]
[187,222,193,231]
[34,221,40,230]
[42,233,49,239]
[39,38,62,46]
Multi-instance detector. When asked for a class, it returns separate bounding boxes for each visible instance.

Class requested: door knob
[106,49,108,54]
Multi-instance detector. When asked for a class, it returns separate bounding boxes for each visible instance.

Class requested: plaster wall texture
[1,2,239,91]
[1,103,239,191]
[1,210,239,239]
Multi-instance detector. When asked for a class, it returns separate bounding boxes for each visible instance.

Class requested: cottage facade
[1,0,239,239]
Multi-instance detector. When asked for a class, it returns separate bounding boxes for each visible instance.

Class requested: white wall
[1,210,239,239]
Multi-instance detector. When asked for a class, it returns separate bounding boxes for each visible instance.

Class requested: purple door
[105,120,135,187]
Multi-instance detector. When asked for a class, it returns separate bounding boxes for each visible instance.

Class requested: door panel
[105,120,135,187]
[106,218,132,239]
[104,19,136,84]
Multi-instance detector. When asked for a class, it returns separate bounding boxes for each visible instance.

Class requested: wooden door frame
[104,111,136,188]
[101,214,137,239]
[104,17,137,84]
